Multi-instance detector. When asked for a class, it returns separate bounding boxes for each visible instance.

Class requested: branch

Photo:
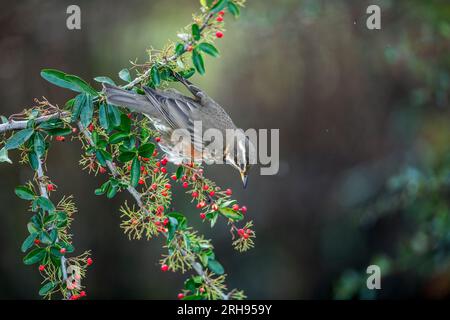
[77,120,229,300]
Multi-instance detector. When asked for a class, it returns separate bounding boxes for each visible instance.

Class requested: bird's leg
[172,71,205,99]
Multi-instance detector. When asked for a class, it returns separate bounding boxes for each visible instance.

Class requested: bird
[102,74,253,188]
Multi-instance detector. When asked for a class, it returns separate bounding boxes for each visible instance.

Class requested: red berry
[216,16,223,22]
[80,291,86,297]
[219,10,225,16]
[240,206,247,214]
[151,183,158,190]
[199,287,205,293]
[60,248,66,254]
[153,168,160,173]
[232,204,239,211]
[200,213,206,220]
[34,239,41,245]
[88,124,94,132]
[212,203,218,211]
[156,161,161,167]
[171,175,177,181]
[127,113,132,119]
[152,150,158,157]
[161,158,168,166]
[39,265,45,272]
[177,293,185,300]
[163,218,169,226]
[161,264,169,272]
[192,191,199,198]
[70,294,79,300]
[157,206,165,214]
[187,45,193,52]
[216,31,223,38]
[161,190,168,197]
[72,127,78,134]
[142,157,150,162]
[209,191,215,197]
[225,188,232,196]
[181,175,187,181]
[87,258,93,266]
[203,185,209,191]
[182,182,189,188]
[46,184,56,192]
[165,183,172,189]
[99,167,107,174]
[155,137,161,142]
[243,233,249,239]
[138,179,145,185]
[55,136,65,142]
[161,167,167,174]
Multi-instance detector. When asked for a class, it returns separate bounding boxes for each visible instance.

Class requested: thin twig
[0,112,69,134]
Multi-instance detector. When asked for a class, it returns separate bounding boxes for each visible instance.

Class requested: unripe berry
[200,212,206,220]
[216,31,224,38]
[161,264,169,272]
[39,265,45,272]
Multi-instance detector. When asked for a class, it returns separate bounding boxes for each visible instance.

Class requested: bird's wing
[142,86,204,147]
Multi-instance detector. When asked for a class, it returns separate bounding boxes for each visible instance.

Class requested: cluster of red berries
[237,228,252,239]
[215,10,225,38]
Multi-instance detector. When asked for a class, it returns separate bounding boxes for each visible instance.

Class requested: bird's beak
[240,172,248,189]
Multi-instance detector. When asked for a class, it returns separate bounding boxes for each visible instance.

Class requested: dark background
[0,0,449,299]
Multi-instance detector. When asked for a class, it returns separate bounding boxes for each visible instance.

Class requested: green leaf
[211,0,228,13]
[21,233,37,253]
[38,119,64,130]
[176,166,184,179]
[167,212,187,229]
[37,197,55,212]
[94,76,116,86]
[80,94,94,127]
[227,1,240,17]
[33,133,45,157]
[219,207,243,221]
[192,50,205,75]
[39,282,56,296]
[5,128,34,150]
[151,66,161,87]
[119,68,131,82]
[198,43,220,57]
[138,143,155,158]
[118,151,136,163]
[23,248,46,265]
[107,184,118,199]
[130,157,140,187]
[175,43,185,56]
[28,151,39,170]
[46,128,72,136]
[192,23,201,41]
[0,147,12,164]
[65,75,98,96]
[99,103,110,131]
[109,132,129,144]
[40,69,81,92]
[119,114,131,133]
[14,186,35,200]
[180,68,196,79]
[207,258,225,275]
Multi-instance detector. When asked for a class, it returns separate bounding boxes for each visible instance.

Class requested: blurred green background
[0,0,449,299]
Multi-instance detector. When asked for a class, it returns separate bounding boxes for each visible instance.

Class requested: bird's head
[226,135,254,189]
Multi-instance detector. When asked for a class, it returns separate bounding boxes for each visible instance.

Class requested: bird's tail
[102,83,156,115]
